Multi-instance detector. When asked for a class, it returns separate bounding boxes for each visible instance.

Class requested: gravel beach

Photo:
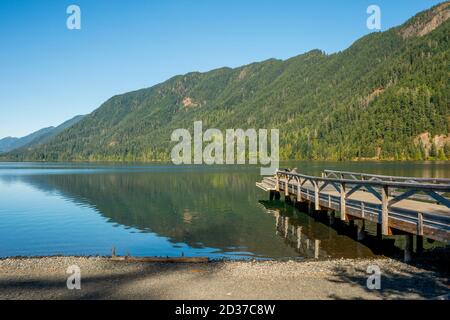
[0,257,448,300]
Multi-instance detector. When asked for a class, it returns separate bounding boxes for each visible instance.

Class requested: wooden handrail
[276,170,450,191]
[323,169,450,184]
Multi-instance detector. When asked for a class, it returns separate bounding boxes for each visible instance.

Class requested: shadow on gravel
[327,264,450,300]
[0,262,220,300]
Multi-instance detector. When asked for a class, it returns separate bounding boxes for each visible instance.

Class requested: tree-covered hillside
[5,2,450,162]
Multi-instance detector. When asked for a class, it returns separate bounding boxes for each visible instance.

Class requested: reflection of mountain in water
[1,171,302,258]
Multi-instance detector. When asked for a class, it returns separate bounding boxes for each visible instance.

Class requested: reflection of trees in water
[2,172,300,258]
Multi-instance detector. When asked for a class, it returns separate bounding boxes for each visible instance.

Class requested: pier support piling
[416,235,424,254]
[307,201,314,214]
[317,209,328,219]
[404,234,413,263]
[356,220,366,241]
[329,210,336,225]
[376,224,383,241]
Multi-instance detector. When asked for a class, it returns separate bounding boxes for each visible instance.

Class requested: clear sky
[0,0,444,138]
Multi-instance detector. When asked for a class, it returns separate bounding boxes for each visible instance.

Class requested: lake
[0,161,448,259]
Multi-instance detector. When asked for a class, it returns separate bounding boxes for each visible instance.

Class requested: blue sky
[0,0,444,138]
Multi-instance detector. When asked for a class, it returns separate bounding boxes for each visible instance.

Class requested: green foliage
[4,4,450,162]
[445,143,450,159]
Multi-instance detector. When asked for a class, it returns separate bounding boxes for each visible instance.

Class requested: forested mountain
[0,115,84,154]
[4,2,450,161]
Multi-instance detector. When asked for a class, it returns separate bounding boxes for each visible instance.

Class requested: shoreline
[1,159,449,163]
[1,256,448,300]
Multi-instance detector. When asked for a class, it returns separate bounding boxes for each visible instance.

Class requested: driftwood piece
[110,256,209,263]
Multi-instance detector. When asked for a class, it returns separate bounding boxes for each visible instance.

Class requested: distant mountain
[0,127,55,153]
[0,137,17,153]
[0,115,84,154]
[4,2,450,161]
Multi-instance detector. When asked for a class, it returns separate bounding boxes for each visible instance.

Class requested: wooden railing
[323,169,450,184]
[274,170,450,240]
[322,169,450,203]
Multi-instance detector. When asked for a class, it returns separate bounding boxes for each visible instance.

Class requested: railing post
[285,175,289,196]
[314,180,320,210]
[381,185,389,235]
[417,212,423,236]
[340,182,346,221]
[361,201,365,218]
[297,179,302,201]
[275,173,279,192]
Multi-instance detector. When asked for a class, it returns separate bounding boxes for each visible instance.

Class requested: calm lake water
[0,161,448,259]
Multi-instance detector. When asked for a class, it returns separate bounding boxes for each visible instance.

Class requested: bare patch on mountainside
[399,2,450,39]
[238,67,249,81]
[414,132,450,149]
[182,97,200,109]
[361,87,385,107]
[108,140,118,147]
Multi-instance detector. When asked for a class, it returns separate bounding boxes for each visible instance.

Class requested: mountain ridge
[3,2,450,161]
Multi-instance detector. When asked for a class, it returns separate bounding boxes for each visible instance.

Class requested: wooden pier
[256,169,450,261]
